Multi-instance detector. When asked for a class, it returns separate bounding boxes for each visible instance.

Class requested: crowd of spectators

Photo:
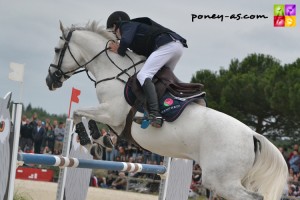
[19,113,164,193]
[19,113,163,164]
[279,144,300,198]
[19,113,66,155]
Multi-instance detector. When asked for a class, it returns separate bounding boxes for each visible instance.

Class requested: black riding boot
[143,78,163,128]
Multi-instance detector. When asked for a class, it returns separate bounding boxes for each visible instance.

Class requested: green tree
[191,53,298,136]
[266,58,300,140]
[191,69,221,109]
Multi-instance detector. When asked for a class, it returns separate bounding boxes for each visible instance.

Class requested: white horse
[46,21,288,200]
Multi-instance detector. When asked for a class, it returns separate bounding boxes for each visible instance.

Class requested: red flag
[68,87,81,118]
[71,87,81,103]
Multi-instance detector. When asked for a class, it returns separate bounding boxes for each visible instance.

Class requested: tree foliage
[9,102,67,123]
[191,53,300,140]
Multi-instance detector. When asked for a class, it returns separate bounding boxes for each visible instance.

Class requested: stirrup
[75,122,91,146]
[149,114,164,128]
[133,114,164,128]
[88,120,101,140]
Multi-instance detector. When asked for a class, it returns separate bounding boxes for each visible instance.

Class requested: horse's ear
[59,20,66,39]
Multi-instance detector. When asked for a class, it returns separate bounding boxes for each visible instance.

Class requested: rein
[49,30,145,87]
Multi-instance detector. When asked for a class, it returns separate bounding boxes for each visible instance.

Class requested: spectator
[43,146,52,154]
[151,153,163,165]
[54,122,65,154]
[105,171,116,188]
[288,168,294,182]
[116,138,128,153]
[98,175,108,188]
[136,156,144,164]
[52,119,58,129]
[143,150,151,163]
[115,156,121,162]
[31,112,38,127]
[278,146,289,166]
[105,130,118,161]
[118,146,127,162]
[90,175,99,187]
[44,122,55,154]
[111,172,127,190]
[289,150,300,174]
[288,144,299,161]
[45,118,51,126]
[191,163,202,195]
[101,128,108,160]
[192,163,201,183]
[19,116,34,153]
[21,115,27,125]
[32,120,46,154]
[127,144,142,160]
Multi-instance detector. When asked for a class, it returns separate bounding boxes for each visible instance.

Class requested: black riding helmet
[106,11,130,29]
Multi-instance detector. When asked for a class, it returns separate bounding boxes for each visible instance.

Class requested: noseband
[49,29,145,87]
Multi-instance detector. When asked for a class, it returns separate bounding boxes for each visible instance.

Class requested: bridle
[48,29,145,88]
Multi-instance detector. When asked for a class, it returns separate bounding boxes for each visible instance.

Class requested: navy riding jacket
[117,18,188,57]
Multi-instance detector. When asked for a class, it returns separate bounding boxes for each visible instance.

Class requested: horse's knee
[73,111,82,124]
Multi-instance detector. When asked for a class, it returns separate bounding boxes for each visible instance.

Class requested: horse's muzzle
[46,75,62,91]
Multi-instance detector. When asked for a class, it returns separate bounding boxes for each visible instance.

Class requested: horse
[45,21,288,200]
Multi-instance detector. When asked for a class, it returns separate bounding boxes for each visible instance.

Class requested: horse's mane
[64,20,116,40]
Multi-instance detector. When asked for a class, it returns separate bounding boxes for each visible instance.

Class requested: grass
[13,190,33,200]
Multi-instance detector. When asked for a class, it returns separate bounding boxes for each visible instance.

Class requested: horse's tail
[242,133,288,200]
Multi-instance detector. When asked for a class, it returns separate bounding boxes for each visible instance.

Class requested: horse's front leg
[73,103,113,125]
[72,103,121,159]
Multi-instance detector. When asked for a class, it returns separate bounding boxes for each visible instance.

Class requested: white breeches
[137,40,184,86]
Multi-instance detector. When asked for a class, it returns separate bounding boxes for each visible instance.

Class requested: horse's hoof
[92,136,114,149]
[90,143,103,160]
[88,120,101,140]
[75,122,91,145]
[103,135,114,148]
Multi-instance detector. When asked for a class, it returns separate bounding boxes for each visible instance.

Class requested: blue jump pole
[17,153,166,174]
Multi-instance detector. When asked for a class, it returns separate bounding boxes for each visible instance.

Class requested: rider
[107,11,188,128]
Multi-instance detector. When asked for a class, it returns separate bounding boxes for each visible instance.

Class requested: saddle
[128,67,205,101]
[121,67,206,146]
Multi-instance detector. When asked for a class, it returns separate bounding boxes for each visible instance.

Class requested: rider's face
[113,25,121,39]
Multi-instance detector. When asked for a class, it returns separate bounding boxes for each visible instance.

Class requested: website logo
[274,4,296,27]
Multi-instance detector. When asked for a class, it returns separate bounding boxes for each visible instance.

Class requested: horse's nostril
[46,75,54,90]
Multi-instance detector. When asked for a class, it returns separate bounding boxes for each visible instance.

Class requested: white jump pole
[7,103,22,200]
[56,118,73,200]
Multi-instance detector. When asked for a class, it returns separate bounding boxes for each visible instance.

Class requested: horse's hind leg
[216,184,263,200]
[202,175,263,200]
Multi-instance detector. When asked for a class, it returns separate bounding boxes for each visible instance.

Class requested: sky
[0,0,299,116]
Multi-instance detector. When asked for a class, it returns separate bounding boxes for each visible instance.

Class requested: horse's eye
[55,48,61,53]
